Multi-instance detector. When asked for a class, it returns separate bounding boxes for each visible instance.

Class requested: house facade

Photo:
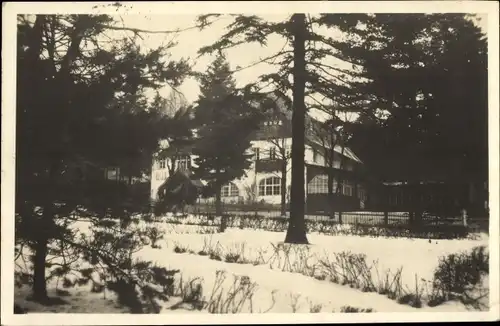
[150,100,367,211]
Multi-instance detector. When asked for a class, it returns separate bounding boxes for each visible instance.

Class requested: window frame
[221,182,239,197]
[307,174,328,194]
[254,148,260,161]
[258,177,281,196]
[177,155,191,171]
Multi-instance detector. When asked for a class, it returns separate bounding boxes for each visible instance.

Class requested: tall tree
[285,14,309,243]
[319,14,488,186]
[192,54,259,222]
[195,14,324,244]
[16,14,191,308]
[195,13,487,222]
[194,13,369,243]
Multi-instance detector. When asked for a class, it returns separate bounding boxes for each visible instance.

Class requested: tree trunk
[327,171,335,219]
[335,176,344,224]
[280,160,287,217]
[32,203,52,301]
[28,15,85,302]
[33,235,49,301]
[215,187,222,216]
[215,186,227,232]
[285,14,309,244]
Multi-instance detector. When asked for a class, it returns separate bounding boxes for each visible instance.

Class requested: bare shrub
[177,275,204,310]
[206,270,257,314]
[430,245,489,309]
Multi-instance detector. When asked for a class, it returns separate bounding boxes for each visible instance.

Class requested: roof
[306,138,363,164]
[257,93,363,164]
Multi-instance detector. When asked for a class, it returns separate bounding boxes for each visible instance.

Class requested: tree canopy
[191,54,260,216]
[16,14,192,310]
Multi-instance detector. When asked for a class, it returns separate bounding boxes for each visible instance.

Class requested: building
[364,180,489,218]
[104,166,148,185]
[150,96,367,212]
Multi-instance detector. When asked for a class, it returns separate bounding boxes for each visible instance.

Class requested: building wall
[150,137,360,206]
[365,181,489,216]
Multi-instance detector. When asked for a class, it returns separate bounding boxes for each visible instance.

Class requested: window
[156,171,167,180]
[343,180,354,196]
[308,175,328,194]
[177,156,191,171]
[221,182,239,197]
[254,148,260,161]
[312,149,318,163]
[269,147,277,160]
[106,167,119,181]
[159,159,166,169]
[333,179,341,193]
[358,189,365,201]
[357,185,367,201]
[258,177,281,196]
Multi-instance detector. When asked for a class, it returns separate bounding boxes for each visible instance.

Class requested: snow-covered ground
[159,228,489,290]
[14,216,489,314]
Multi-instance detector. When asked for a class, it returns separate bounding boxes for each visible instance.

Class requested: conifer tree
[192,54,260,225]
[15,14,191,311]
[195,12,488,238]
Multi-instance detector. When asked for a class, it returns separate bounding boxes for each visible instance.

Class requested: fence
[176,202,488,231]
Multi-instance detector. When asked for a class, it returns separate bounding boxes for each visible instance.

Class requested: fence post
[384,211,388,226]
[338,211,343,224]
[462,208,468,227]
[220,214,228,233]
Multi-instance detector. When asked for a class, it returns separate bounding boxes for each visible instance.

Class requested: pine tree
[284,14,309,243]
[16,14,191,310]
[321,14,488,191]
[316,13,488,217]
[192,54,260,226]
[194,14,338,244]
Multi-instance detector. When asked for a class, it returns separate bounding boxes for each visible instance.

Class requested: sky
[111,12,488,122]
[112,13,347,121]
[15,4,491,119]
[117,14,302,104]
